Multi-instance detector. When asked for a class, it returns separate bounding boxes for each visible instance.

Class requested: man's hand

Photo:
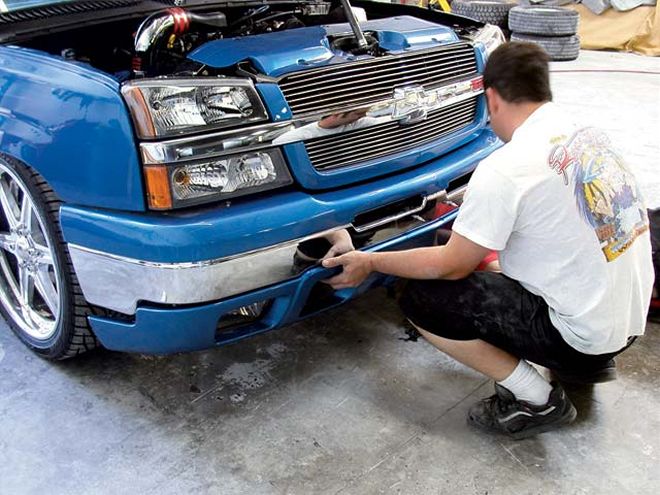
[322,229,355,259]
[321,251,373,289]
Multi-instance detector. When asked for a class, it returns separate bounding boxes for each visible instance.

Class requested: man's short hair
[483,42,553,104]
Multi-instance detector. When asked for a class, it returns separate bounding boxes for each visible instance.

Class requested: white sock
[497,360,552,406]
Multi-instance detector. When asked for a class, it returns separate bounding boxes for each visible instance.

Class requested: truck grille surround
[278,42,480,172]
[278,42,478,116]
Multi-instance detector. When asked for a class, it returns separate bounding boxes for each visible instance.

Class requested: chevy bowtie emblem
[368,76,484,125]
[392,85,429,125]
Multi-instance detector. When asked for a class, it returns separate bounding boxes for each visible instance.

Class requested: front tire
[0,155,97,359]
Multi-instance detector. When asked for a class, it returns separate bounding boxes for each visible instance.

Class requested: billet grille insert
[278,42,478,116]
[305,97,478,171]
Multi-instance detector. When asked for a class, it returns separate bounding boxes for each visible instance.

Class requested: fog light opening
[215,300,272,340]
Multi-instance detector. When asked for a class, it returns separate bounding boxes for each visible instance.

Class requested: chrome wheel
[0,163,61,341]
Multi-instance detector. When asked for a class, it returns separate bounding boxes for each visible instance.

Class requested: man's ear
[485,87,499,115]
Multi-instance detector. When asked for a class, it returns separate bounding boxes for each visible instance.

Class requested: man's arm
[322,232,492,289]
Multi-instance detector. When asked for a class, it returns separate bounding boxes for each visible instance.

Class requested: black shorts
[399,272,633,373]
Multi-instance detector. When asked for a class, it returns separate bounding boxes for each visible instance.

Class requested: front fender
[0,45,144,211]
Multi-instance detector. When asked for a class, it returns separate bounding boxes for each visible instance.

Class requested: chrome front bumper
[69,187,465,315]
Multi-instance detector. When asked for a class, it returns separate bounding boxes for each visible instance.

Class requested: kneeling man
[322,42,653,439]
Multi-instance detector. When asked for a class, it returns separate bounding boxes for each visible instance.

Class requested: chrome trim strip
[354,197,427,233]
[446,185,468,205]
[69,187,467,315]
[139,76,484,165]
[353,186,465,233]
[69,225,346,315]
[69,225,350,270]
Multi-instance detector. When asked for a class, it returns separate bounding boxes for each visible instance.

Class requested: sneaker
[467,382,577,440]
[552,359,617,385]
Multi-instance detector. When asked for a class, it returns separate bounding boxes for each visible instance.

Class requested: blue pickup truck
[0,0,502,358]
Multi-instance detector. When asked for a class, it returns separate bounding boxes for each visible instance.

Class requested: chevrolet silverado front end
[0,0,502,357]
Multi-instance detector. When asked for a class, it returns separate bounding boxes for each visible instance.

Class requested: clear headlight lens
[472,24,506,59]
[144,149,292,210]
[122,78,268,138]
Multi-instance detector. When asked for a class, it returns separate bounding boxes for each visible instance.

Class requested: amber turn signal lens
[144,166,173,210]
[121,85,157,138]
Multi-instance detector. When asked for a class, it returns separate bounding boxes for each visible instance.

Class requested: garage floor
[1,51,659,495]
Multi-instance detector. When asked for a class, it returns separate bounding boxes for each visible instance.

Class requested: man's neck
[506,101,548,141]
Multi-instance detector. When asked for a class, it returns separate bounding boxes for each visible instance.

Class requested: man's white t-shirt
[453,102,653,355]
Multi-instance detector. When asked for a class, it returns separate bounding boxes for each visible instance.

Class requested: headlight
[122,78,269,139]
[472,24,506,59]
[144,149,292,210]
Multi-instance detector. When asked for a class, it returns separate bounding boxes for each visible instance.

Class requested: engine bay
[19,3,356,79]
[14,1,482,81]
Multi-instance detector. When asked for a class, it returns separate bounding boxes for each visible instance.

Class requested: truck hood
[188,15,459,78]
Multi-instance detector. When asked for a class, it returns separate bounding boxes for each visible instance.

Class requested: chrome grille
[279,43,477,116]
[305,97,478,171]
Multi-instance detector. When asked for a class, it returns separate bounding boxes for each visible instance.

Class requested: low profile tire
[508,6,579,36]
[0,155,97,359]
[511,33,580,61]
[451,0,516,29]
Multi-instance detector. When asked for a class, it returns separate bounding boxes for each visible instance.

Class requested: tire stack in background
[450,0,517,33]
[508,6,580,61]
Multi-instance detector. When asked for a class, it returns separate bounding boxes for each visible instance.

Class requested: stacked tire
[508,6,580,61]
[451,0,517,31]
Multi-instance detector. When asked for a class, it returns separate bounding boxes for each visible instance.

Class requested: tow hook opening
[300,282,346,317]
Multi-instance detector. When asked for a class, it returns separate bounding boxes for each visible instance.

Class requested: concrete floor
[1,51,659,495]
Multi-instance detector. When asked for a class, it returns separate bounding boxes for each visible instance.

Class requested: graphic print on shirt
[548,128,648,262]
